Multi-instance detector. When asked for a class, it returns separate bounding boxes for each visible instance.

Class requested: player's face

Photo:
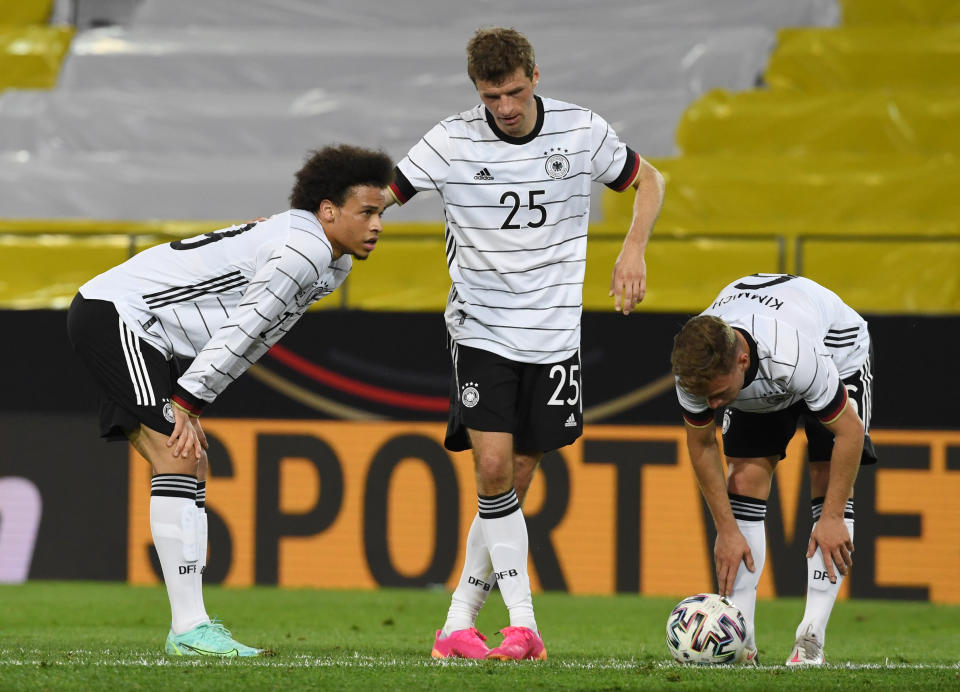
[703,369,745,410]
[475,66,540,137]
[320,185,385,260]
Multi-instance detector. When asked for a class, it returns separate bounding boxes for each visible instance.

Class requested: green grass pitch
[1,582,958,690]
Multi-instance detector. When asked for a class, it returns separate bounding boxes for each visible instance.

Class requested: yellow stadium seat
[0,234,129,309]
[800,237,960,313]
[677,89,960,157]
[0,25,73,90]
[0,0,53,26]
[839,0,960,26]
[765,26,960,91]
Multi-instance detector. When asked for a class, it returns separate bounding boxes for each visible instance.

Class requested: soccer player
[670,273,876,666]
[385,27,665,660]
[67,145,392,657]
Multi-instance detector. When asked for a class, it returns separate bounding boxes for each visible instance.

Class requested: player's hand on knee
[168,406,202,460]
[808,516,854,582]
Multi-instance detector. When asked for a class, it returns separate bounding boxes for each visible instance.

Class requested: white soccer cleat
[785,626,824,666]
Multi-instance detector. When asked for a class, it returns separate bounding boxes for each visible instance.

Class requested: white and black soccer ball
[665,593,747,664]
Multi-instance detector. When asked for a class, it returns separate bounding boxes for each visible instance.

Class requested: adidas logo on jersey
[564,413,577,428]
[474,167,494,181]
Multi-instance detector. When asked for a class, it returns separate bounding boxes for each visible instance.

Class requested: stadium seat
[765,26,960,91]
[128,0,838,31]
[0,0,53,26]
[676,89,960,157]
[0,26,73,91]
[839,0,960,26]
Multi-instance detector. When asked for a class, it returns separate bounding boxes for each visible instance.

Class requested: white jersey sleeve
[392,121,452,200]
[79,210,349,415]
[590,112,640,190]
[388,96,643,364]
[174,233,335,410]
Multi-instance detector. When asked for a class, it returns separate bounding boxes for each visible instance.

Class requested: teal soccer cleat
[164,619,265,657]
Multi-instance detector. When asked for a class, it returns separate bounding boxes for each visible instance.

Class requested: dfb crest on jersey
[545,153,570,179]
[722,408,731,434]
[461,382,480,408]
[296,281,330,308]
[162,402,176,424]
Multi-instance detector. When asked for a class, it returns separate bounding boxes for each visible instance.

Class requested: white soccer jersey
[79,210,351,412]
[390,95,641,364]
[676,274,870,425]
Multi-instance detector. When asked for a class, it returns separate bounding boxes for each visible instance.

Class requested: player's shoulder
[281,209,336,254]
[540,95,596,126]
[441,104,486,130]
[541,95,591,114]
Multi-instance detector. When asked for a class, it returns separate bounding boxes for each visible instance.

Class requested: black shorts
[67,293,180,440]
[721,348,877,465]
[444,343,583,454]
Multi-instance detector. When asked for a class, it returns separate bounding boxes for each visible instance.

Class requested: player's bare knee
[726,457,776,499]
[474,457,513,495]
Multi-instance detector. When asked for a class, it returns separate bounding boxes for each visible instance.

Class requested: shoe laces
[500,626,535,642]
[466,627,487,642]
[201,618,234,641]
[798,634,822,660]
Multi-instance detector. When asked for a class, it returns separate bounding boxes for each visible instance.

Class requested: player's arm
[809,389,864,582]
[684,416,755,597]
[173,232,327,416]
[609,158,664,315]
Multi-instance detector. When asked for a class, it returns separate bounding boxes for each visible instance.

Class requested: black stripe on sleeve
[390,167,417,204]
[812,381,848,423]
[682,407,715,427]
[606,147,641,191]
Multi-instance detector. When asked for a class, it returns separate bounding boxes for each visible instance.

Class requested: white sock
[443,513,494,635]
[728,494,767,650]
[478,490,537,631]
[195,481,209,617]
[195,506,209,620]
[150,475,209,635]
[796,499,855,644]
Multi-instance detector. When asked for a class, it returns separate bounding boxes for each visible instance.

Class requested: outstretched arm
[809,401,863,582]
[609,159,664,314]
[685,420,755,596]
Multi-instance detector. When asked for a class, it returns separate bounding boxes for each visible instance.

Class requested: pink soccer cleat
[486,626,548,661]
[431,627,490,659]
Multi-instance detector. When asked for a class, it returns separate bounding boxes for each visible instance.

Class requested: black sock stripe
[478,490,520,519]
[479,504,521,519]
[151,489,197,500]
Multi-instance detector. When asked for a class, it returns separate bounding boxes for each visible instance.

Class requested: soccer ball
[665,593,747,664]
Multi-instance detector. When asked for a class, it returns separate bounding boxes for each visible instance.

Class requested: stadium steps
[598,2,960,314]
[675,89,960,157]
[0,0,843,311]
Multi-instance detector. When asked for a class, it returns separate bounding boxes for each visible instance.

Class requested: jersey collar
[485,95,545,145]
[734,327,760,387]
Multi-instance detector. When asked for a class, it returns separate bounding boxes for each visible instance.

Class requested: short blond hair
[671,315,740,394]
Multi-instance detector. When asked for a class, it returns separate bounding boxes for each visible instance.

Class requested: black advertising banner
[1,310,957,601]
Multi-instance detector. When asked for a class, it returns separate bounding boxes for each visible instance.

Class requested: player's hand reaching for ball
[714,528,755,597]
